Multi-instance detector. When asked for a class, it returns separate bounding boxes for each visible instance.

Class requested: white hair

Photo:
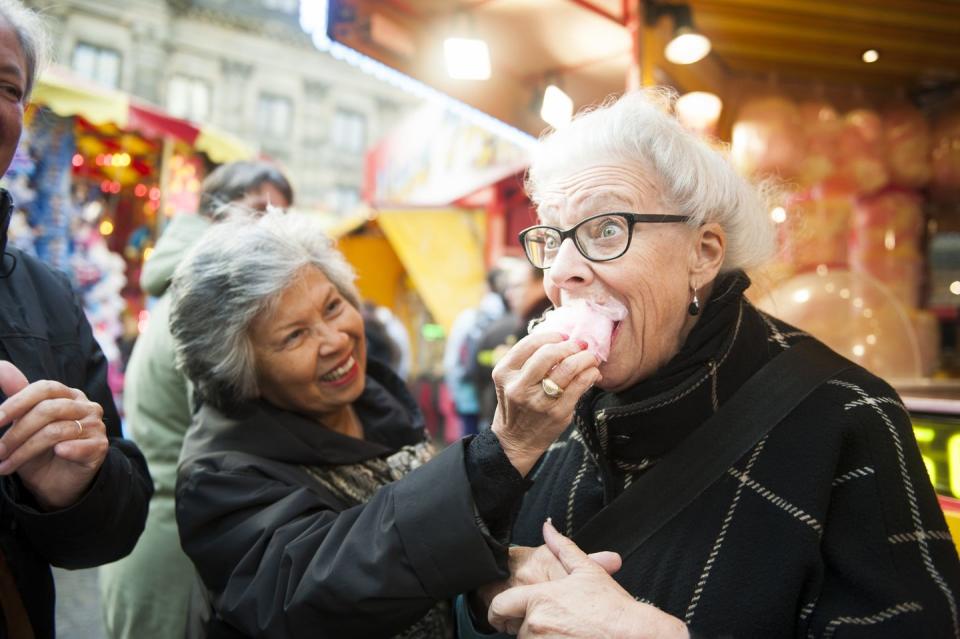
[169,211,360,411]
[525,88,776,272]
[0,0,49,102]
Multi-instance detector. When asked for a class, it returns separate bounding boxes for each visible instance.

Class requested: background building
[27,0,417,211]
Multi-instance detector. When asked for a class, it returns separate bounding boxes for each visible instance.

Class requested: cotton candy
[532,298,627,362]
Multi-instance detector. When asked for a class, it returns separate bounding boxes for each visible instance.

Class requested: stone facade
[26,0,415,209]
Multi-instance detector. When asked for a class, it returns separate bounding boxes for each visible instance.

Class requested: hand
[0,361,109,511]
[491,332,601,476]
[472,538,622,627]
[489,520,690,639]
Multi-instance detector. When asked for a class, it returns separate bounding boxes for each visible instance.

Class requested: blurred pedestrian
[99,161,292,639]
[442,267,507,437]
[474,261,552,430]
[0,2,152,637]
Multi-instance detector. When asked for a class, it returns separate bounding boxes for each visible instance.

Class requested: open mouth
[319,354,358,384]
[610,320,623,349]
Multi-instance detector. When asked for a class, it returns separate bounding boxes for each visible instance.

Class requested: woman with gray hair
[169,210,611,638]
[99,161,292,639]
[457,90,960,638]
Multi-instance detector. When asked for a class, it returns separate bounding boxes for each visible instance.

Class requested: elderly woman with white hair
[169,210,614,638]
[457,90,960,638]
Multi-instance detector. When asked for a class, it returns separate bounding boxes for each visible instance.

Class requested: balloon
[756,267,923,380]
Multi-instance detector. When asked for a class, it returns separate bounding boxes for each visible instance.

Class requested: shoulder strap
[573,339,852,558]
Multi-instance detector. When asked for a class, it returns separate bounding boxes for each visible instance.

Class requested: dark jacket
[0,190,153,638]
[509,273,960,638]
[176,360,511,639]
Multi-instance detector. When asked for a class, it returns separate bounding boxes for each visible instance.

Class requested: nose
[546,237,593,292]
[314,322,349,357]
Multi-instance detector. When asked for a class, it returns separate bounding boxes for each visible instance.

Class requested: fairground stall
[1,67,251,405]
[302,0,960,540]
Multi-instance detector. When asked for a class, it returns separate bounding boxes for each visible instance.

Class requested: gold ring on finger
[74,420,83,438]
[541,377,564,399]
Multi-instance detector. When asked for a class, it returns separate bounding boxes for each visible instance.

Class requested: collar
[186,358,425,467]
[575,271,774,469]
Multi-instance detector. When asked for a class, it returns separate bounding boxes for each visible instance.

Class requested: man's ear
[689,222,726,286]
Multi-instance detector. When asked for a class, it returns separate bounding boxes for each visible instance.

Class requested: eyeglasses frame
[518,212,691,269]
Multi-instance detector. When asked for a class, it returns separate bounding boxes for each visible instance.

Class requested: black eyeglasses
[518,212,690,269]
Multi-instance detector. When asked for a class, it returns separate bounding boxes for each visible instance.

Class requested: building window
[331,109,366,154]
[166,75,210,122]
[71,42,121,89]
[256,93,293,138]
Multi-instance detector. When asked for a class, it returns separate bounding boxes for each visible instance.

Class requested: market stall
[307,0,960,515]
[2,67,253,400]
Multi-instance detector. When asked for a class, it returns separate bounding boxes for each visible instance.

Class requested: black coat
[509,273,960,638]
[176,360,508,638]
[0,190,153,638]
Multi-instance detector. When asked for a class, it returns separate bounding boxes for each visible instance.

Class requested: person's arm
[2,438,152,568]
[177,439,508,639]
[799,383,960,638]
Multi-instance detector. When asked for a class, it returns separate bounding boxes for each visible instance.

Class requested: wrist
[491,430,543,477]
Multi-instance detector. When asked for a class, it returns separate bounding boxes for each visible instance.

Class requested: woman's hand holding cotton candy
[491,331,601,477]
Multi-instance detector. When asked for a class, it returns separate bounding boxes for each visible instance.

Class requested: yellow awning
[195,125,254,163]
[376,209,486,332]
[31,71,129,126]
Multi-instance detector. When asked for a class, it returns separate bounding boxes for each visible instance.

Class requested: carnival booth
[2,67,252,400]
[307,0,960,535]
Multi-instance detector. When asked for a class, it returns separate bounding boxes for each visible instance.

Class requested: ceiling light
[647,4,711,65]
[444,37,491,80]
[862,49,879,63]
[676,91,722,136]
[665,28,711,65]
[540,85,573,129]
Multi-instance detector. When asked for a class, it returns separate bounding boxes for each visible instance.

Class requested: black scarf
[573,271,775,491]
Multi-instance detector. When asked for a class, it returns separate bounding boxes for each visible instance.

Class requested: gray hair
[198,161,295,220]
[169,210,360,410]
[0,0,49,102]
[526,88,776,272]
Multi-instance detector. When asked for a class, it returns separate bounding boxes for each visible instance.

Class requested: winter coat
[99,213,211,638]
[177,360,510,638]
[511,273,960,637]
[0,189,153,638]
[458,271,960,638]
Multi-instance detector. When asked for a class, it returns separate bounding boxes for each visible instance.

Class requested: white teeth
[320,356,355,382]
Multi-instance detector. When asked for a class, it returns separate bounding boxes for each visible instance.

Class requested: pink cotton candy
[532,298,627,362]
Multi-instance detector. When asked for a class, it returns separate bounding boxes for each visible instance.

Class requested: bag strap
[573,339,851,558]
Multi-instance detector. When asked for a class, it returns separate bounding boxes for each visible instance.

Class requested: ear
[689,222,725,286]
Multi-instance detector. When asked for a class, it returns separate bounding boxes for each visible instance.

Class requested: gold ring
[541,377,563,399]
[74,420,83,437]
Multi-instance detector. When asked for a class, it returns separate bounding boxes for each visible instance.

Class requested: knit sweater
[507,272,960,638]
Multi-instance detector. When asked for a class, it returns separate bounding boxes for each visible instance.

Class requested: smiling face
[0,19,26,177]
[250,266,367,425]
[536,160,722,392]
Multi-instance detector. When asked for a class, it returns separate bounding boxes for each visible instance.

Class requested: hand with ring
[0,361,110,511]
[490,331,602,476]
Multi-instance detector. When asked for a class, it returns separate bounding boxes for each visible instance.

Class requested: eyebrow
[0,63,24,80]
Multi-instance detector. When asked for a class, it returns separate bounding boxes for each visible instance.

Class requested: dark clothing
[507,272,960,637]
[0,189,153,639]
[474,297,553,429]
[177,359,523,638]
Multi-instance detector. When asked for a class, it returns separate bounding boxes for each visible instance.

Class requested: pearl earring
[688,285,700,316]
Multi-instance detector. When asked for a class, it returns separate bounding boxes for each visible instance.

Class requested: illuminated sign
[913,414,960,499]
